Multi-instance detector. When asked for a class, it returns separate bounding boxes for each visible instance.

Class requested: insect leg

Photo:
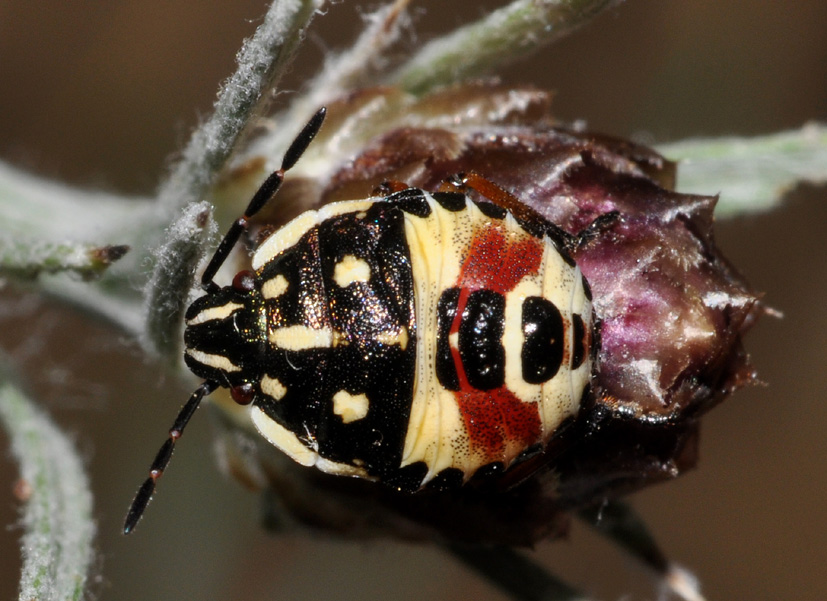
[574,211,621,249]
[372,179,411,196]
[200,107,327,292]
[124,379,218,534]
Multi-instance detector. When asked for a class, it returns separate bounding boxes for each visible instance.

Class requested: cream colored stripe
[253,211,318,270]
[400,196,443,471]
[252,198,380,270]
[186,302,244,325]
[185,348,241,372]
[400,193,474,483]
[269,325,333,350]
[251,407,316,466]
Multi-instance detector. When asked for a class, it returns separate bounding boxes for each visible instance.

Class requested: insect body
[125,108,597,533]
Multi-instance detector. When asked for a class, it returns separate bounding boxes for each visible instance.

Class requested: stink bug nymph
[124,107,604,534]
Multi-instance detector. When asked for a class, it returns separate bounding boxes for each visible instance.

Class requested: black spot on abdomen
[521,296,564,384]
[571,313,586,369]
[436,288,460,391]
[436,288,506,391]
[431,191,466,212]
[459,289,506,391]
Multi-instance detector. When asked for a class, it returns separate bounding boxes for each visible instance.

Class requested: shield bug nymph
[125,107,611,533]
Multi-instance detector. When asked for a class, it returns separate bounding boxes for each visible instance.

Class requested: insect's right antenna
[124,379,218,534]
[124,109,327,535]
[200,106,327,292]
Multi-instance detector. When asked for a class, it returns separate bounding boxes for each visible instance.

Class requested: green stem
[579,502,706,601]
[579,502,668,573]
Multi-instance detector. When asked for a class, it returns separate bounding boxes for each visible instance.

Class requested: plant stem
[387,0,622,96]
[250,0,412,163]
[446,543,591,601]
[659,122,827,218]
[0,374,95,601]
[156,0,328,218]
[144,0,326,360]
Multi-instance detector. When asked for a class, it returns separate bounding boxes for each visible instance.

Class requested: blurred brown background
[0,1,825,599]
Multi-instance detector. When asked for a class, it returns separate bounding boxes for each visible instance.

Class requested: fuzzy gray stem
[141,201,216,360]
[144,0,326,360]
[251,0,412,163]
[659,122,827,218]
[0,160,156,334]
[387,0,623,96]
[0,374,95,601]
[156,0,327,217]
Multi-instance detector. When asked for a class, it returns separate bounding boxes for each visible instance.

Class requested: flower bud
[212,82,761,544]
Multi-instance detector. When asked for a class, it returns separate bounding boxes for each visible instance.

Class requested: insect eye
[232,270,257,292]
[230,383,255,405]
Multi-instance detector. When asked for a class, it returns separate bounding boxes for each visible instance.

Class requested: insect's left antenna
[200,107,327,292]
[124,379,218,534]
[125,108,327,534]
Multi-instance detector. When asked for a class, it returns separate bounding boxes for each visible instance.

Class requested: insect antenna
[124,380,218,534]
[125,108,326,534]
[200,106,327,292]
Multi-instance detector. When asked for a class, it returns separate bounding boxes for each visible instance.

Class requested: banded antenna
[124,107,327,534]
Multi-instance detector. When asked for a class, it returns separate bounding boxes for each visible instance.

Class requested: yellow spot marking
[376,326,409,350]
[186,302,244,326]
[185,348,241,372]
[261,274,289,299]
[269,325,333,350]
[332,330,349,347]
[332,390,370,423]
[260,375,286,400]
[333,255,371,287]
[251,407,316,466]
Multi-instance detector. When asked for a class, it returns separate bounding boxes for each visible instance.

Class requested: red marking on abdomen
[457,225,543,293]
[449,223,545,461]
[455,387,542,463]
